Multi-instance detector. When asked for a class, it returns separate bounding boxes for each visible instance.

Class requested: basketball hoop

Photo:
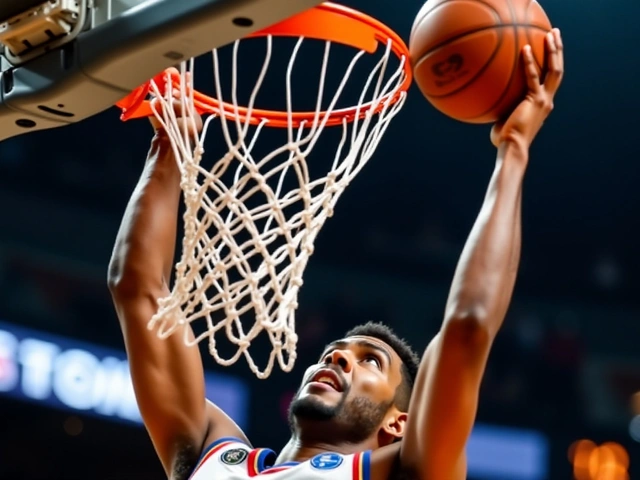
[116,2,412,379]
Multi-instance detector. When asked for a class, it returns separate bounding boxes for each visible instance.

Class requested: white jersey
[189,437,371,480]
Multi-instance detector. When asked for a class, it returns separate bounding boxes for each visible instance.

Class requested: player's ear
[380,409,407,444]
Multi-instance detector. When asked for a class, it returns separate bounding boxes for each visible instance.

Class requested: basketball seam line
[415,24,550,111]
[524,1,546,74]
[478,0,546,121]
[415,23,551,63]
[412,0,501,106]
[411,0,500,41]
[471,0,521,120]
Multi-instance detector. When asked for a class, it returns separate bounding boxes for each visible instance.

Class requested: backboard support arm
[0,0,322,142]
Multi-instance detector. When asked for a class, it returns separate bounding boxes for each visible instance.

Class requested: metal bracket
[0,0,87,66]
[0,0,322,143]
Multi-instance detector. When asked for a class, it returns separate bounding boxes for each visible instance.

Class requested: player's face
[288,335,403,443]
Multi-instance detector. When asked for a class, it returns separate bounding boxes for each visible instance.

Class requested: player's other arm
[108,102,247,477]
[399,30,564,480]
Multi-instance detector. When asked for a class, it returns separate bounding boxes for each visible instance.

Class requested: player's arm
[399,30,564,480]
[108,103,247,477]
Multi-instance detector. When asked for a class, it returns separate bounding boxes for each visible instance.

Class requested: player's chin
[295,385,343,408]
[290,392,341,421]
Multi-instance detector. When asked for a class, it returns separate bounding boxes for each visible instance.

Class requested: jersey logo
[310,453,343,470]
[220,448,249,466]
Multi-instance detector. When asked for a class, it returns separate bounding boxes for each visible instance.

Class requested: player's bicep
[113,289,227,472]
[400,321,492,480]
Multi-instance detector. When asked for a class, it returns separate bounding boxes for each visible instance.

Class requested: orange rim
[116,2,412,128]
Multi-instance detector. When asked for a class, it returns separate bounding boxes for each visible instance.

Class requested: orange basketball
[409,0,552,124]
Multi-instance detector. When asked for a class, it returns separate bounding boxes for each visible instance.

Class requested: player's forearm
[442,142,527,338]
[108,134,181,292]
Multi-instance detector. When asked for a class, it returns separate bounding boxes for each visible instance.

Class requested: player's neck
[276,434,375,464]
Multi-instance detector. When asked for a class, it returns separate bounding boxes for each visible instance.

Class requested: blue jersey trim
[256,449,280,472]
[362,451,371,480]
[260,460,300,474]
[267,461,300,469]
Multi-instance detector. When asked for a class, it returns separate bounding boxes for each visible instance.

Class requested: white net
[148,34,408,379]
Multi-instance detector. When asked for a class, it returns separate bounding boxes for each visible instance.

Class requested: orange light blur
[568,440,629,480]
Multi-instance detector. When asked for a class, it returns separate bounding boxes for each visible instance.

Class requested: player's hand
[491,28,564,149]
[149,70,203,137]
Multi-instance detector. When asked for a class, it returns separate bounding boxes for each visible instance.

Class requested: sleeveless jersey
[188,437,371,480]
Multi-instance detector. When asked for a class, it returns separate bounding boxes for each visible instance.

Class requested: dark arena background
[0,0,639,479]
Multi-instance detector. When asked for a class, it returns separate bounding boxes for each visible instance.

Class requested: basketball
[409,0,552,123]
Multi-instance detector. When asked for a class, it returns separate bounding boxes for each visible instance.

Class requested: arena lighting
[629,415,640,442]
[568,439,630,480]
[0,320,249,428]
[466,424,549,480]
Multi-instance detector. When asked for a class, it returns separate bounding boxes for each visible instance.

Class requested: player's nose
[324,349,353,373]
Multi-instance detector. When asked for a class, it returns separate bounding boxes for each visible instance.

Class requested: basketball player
[108,29,564,480]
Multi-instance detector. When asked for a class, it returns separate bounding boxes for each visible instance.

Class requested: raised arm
[107,102,247,478]
[400,30,564,480]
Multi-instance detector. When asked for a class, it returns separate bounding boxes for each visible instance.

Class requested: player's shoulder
[187,436,258,479]
[199,436,256,462]
[372,442,438,480]
[369,443,412,480]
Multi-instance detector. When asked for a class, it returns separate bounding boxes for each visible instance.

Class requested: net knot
[193,143,205,157]
[302,242,314,256]
[301,211,313,225]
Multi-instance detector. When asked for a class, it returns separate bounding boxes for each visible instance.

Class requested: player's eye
[362,355,381,369]
[320,350,333,363]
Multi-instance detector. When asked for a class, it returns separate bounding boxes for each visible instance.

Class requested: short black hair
[345,322,420,411]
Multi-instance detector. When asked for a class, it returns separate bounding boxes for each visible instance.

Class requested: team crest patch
[310,453,343,470]
[221,448,249,465]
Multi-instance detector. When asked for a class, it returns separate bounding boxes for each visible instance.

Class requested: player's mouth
[308,368,344,392]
